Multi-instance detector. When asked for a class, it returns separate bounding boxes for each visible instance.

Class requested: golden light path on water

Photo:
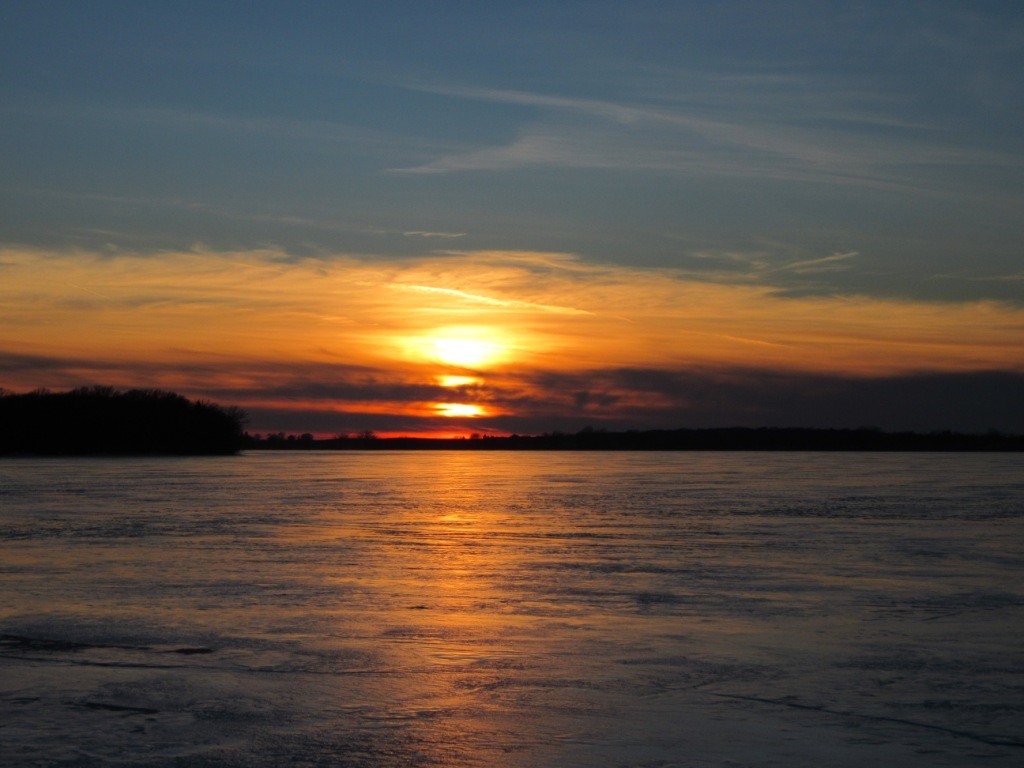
[1,452,1022,766]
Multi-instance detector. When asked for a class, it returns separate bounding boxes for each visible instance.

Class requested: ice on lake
[1,451,1023,766]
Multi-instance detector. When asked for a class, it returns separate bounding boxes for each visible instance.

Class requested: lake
[1,451,1022,766]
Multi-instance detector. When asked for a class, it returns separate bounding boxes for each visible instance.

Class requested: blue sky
[2,2,1023,434]
[5,2,1022,297]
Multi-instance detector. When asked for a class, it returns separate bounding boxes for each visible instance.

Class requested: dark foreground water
[1,451,1022,767]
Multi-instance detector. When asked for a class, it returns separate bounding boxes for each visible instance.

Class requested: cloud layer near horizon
[3,246,1022,435]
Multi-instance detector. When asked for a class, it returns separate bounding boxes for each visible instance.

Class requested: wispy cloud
[403,230,467,239]
[951,272,1024,283]
[778,251,859,274]
[1,185,396,240]
[391,82,1023,193]
[2,97,435,154]
[671,248,860,290]
[388,283,593,316]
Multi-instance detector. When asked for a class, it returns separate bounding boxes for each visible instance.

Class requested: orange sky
[2,246,1022,435]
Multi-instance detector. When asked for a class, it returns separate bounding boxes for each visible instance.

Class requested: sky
[2,1,1023,436]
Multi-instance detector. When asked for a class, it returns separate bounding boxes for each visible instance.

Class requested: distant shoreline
[245,428,1024,453]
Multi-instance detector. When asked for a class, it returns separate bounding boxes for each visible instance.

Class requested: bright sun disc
[430,337,502,368]
[399,326,513,369]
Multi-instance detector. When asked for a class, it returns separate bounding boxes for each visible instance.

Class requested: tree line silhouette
[0,387,246,455]
[246,426,1024,452]
[3,386,1021,455]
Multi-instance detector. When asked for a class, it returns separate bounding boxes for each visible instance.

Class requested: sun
[430,337,501,368]
[403,326,511,369]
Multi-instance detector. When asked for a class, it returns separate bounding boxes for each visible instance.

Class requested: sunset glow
[4,8,1022,768]
[4,10,1024,768]
[2,3,1022,436]
[2,245,1023,435]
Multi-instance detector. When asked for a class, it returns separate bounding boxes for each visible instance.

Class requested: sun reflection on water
[4,452,1019,765]
[434,403,485,417]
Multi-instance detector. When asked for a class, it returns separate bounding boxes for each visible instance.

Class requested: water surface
[1,451,1022,766]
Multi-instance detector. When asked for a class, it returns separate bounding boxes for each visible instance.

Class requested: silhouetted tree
[0,387,247,455]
